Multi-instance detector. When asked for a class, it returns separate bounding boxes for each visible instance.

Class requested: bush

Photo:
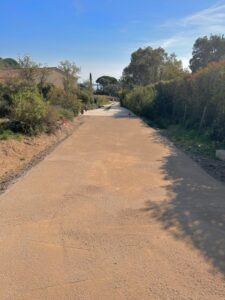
[11,90,48,134]
[57,108,74,120]
[123,85,155,117]
[122,61,225,142]
[0,99,10,117]
[64,93,81,115]
[0,129,23,141]
[77,89,92,104]
[0,80,38,117]
[47,86,80,115]
[44,106,60,133]
[94,95,111,107]
[47,86,66,106]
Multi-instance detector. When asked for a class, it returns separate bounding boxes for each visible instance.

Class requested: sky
[0,0,225,81]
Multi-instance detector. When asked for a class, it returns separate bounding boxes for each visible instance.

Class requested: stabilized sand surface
[0,121,79,181]
[0,104,225,299]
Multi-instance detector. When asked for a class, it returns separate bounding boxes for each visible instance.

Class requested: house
[0,67,75,89]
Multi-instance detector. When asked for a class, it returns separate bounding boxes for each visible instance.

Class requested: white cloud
[148,37,180,50]
[75,1,225,80]
[180,1,225,29]
[148,1,225,70]
[160,0,225,33]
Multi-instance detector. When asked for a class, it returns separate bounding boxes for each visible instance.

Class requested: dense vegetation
[0,56,106,137]
[190,35,225,72]
[121,35,225,154]
[0,57,20,69]
[96,76,119,97]
[122,47,185,87]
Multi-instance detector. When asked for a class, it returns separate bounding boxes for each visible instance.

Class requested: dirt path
[0,104,225,299]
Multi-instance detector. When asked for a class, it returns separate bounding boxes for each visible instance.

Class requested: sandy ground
[0,104,225,299]
[0,121,78,181]
[84,102,135,117]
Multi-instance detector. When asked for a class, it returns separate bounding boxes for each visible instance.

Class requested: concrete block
[216,150,225,161]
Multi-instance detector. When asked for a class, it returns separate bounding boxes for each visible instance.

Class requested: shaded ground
[0,105,224,299]
[160,128,225,184]
[175,145,225,183]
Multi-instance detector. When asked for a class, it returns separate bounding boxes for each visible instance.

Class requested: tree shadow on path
[142,132,225,276]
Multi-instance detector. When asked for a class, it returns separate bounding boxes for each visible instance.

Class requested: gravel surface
[0,107,224,299]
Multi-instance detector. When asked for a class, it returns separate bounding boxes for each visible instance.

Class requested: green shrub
[64,93,81,115]
[47,86,80,115]
[44,106,60,133]
[94,95,110,107]
[0,80,37,118]
[162,125,223,158]
[0,129,23,141]
[77,89,92,104]
[47,86,66,106]
[57,108,74,120]
[123,85,155,117]
[0,99,10,117]
[122,62,225,142]
[12,90,47,134]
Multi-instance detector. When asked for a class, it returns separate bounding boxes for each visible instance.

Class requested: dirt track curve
[0,103,225,299]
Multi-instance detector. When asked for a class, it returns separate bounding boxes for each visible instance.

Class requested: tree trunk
[199,105,207,131]
[183,103,187,125]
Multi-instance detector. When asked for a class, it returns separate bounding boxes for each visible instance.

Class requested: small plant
[123,85,155,116]
[47,86,80,116]
[57,108,74,121]
[11,90,48,134]
[44,106,60,133]
[0,129,23,141]
[162,125,225,158]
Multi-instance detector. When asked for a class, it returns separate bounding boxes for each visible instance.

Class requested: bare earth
[0,122,77,181]
[0,104,225,299]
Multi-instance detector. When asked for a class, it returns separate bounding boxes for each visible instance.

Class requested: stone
[216,150,225,161]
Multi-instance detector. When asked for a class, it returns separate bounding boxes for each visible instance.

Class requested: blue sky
[0,0,224,81]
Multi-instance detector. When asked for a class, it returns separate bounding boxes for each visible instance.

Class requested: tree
[122,47,186,87]
[38,67,51,99]
[190,35,225,73]
[89,73,94,102]
[0,58,20,69]
[122,47,167,86]
[89,73,93,89]
[161,53,187,80]
[18,55,40,83]
[58,60,80,92]
[96,76,118,96]
[96,76,118,87]
[58,60,80,115]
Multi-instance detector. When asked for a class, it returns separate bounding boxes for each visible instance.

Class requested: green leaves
[12,90,47,134]
[190,35,225,72]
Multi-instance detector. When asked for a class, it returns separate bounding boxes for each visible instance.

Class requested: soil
[0,117,84,194]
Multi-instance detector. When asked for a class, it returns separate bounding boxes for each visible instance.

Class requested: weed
[0,130,23,141]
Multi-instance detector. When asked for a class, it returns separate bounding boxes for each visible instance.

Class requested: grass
[161,125,225,158]
[0,130,23,141]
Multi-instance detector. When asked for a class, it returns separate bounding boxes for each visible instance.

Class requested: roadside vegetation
[0,56,112,139]
[0,130,23,141]
[120,35,225,158]
[161,126,223,158]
